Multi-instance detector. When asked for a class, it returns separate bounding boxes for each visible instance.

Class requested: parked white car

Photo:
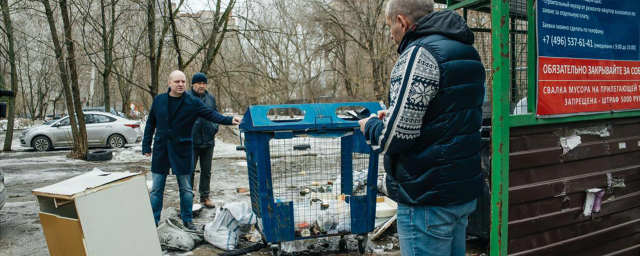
[19,112,143,151]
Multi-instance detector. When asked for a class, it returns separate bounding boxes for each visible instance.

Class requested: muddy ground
[0,127,487,256]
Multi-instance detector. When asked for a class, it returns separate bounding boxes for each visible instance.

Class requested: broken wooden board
[370,214,397,241]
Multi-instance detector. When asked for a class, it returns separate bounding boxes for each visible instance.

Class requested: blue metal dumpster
[238,102,384,255]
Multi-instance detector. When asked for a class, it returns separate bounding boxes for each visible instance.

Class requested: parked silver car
[19,112,143,151]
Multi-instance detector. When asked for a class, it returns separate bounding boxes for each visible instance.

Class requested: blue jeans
[149,173,194,225]
[397,199,477,256]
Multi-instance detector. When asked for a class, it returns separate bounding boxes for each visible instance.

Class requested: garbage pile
[285,169,368,238]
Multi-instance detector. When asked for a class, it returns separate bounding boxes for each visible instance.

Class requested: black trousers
[190,146,214,197]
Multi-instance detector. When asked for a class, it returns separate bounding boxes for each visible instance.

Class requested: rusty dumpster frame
[438,0,640,255]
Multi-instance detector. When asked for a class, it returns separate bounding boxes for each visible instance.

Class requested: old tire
[32,136,53,152]
[107,134,126,148]
[87,149,113,161]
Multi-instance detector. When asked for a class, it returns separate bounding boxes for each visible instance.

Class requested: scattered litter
[192,204,203,217]
[204,202,256,251]
[376,196,397,218]
[332,169,368,194]
[157,218,203,251]
[583,188,605,217]
[281,239,315,253]
[299,188,311,196]
[244,226,262,243]
[236,187,249,194]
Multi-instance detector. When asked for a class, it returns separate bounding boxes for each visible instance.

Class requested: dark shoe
[183,221,196,231]
[200,196,216,209]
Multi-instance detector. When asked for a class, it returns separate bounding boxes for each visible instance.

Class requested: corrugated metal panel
[508,117,640,256]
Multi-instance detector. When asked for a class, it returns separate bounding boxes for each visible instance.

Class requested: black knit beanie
[192,72,208,84]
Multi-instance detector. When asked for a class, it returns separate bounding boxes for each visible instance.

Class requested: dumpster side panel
[507,117,640,255]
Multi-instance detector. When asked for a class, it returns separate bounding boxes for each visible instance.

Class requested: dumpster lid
[239,102,384,132]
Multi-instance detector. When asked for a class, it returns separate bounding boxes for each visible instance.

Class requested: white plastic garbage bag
[157,218,197,251]
[204,202,257,251]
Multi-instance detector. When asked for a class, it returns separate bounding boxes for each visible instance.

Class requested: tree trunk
[167,0,183,69]
[41,0,84,159]
[99,0,117,112]
[147,0,158,98]
[1,0,18,151]
[371,58,386,103]
[199,0,235,74]
[60,0,88,159]
[52,89,63,116]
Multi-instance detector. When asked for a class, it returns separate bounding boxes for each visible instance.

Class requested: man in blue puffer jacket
[359,0,485,255]
[186,73,219,209]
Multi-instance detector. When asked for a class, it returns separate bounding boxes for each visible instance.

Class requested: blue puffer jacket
[186,90,220,148]
[385,10,485,206]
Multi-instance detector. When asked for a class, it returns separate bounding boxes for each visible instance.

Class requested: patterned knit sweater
[364,46,440,155]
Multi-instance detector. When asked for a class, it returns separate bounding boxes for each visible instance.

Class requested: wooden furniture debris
[32,169,162,256]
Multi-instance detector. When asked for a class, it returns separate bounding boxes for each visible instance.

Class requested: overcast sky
[182,0,237,13]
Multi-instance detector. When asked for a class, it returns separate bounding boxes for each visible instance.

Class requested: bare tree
[78,0,122,111]
[60,0,88,158]
[145,0,159,98]
[40,0,88,158]
[198,0,235,74]
[145,0,183,98]
[1,0,19,151]
[314,0,394,102]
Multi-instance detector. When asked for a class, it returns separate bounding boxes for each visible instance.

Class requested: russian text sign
[537,0,640,117]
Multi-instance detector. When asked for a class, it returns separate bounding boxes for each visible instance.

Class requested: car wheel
[87,149,113,161]
[107,134,126,148]
[32,136,53,151]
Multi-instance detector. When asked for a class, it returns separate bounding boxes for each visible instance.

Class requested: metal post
[490,0,510,255]
[510,21,517,104]
[464,8,468,21]
[527,0,537,114]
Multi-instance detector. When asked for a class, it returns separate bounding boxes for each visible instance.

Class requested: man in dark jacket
[143,70,240,230]
[359,0,485,255]
[186,73,218,208]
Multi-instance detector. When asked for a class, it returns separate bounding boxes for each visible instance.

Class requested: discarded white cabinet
[32,169,162,256]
